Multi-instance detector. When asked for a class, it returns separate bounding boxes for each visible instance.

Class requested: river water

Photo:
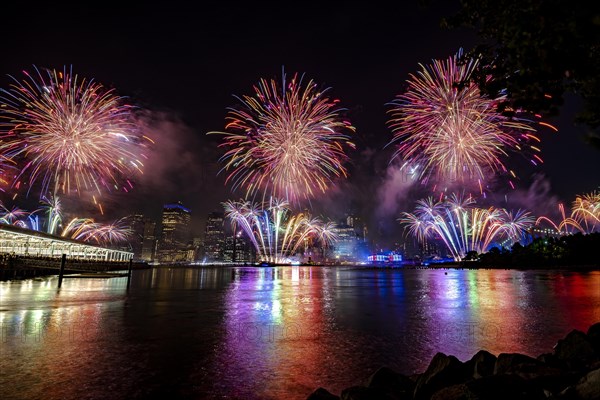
[1,266,599,399]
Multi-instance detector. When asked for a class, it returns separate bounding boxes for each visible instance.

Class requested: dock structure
[0,224,133,262]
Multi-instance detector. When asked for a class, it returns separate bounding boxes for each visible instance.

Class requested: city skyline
[1,2,598,247]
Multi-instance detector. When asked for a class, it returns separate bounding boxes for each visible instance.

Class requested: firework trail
[224,198,337,263]
[0,197,131,246]
[399,193,533,260]
[571,191,600,232]
[61,216,132,245]
[0,203,28,224]
[536,191,600,234]
[210,72,355,203]
[34,195,63,234]
[387,50,550,190]
[0,66,152,202]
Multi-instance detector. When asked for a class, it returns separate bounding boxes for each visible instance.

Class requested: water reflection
[0,268,599,399]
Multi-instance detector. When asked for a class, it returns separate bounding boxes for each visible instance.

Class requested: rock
[524,365,580,395]
[467,349,497,379]
[537,352,567,370]
[587,322,600,354]
[574,367,600,400]
[413,352,467,400]
[430,383,470,400]
[554,329,596,369]
[340,385,397,400]
[430,375,547,400]
[306,388,340,400]
[466,374,546,400]
[306,387,340,400]
[494,353,540,375]
[365,366,415,399]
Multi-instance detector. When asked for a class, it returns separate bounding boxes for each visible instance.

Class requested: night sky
[2,1,599,245]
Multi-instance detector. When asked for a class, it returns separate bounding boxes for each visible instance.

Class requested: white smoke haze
[124,111,227,234]
[490,173,562,219]
[375,162,418,218]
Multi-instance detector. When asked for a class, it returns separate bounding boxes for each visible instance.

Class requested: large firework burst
[536,191,600,234]
[0,66,151,200]
[571,191,600,232]
[61,216,133,245]
[224,198,337,263]
[399,193,533,260]
[211,72,355,203]
[387,50,546,188]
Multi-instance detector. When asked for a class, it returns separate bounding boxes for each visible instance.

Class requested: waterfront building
[203,211,225,262]
[157,201,192,263]
[331,223,360,262]
[129,214,145,260]
[141,219,157,262]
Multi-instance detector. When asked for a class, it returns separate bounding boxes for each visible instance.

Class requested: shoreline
[307,322,600,400]
[1,263,599,281]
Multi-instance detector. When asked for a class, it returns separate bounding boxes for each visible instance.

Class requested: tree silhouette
[441,0,600,147]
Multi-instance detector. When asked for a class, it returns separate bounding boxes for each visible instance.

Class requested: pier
[0,224,148,280]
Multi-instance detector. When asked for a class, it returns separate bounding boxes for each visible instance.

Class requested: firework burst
[399,193,533,260]
[210,72,355,203]
[572,191,600,232]
[387,50,547,189]
[536,191,600,234]
[0,66,151,201]
[224,197,337,263]
[61,216,132,245]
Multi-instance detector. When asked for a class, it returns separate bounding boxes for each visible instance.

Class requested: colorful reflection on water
[1,267,599,399]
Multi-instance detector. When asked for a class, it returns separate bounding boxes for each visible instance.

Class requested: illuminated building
[158,201,192,262]
[223,231,253,263]
[331,223,359,262]
[204,212,225,262]
[129,214,145,260]
[141,219,157,261]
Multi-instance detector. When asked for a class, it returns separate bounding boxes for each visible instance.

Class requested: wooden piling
[126,258,133,290]
[58,254,66,288]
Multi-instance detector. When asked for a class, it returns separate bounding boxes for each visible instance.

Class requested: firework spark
[387,50,547,188]
[399,193,533,260]
[0,66,151,201]
[224,198,337,263]
[536,191,600,234]
[0,203,28,225]
[61,216,132,245]
[210,72,355,203]
[35,195,63,234]
[572,191,600,232]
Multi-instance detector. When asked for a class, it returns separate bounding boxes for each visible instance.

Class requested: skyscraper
[141,218,157,262]
[129,214,145,260]
[203,211,224,262]
[158,201,192,262]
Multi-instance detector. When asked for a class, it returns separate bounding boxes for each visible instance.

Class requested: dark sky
[2,1,598,245]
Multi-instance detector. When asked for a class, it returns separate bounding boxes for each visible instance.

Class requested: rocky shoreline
[307,322,600,400]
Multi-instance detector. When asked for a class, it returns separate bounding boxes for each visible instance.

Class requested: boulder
[574,367,600,400]
[587,322,600,354]
[430,383,470,400]
[466,374,545,400]
[306,387,340,400]
[537,352,567,370]
[523,365,580,395]
[413,352,467,400]
[365,366,415,399]
[554,329,596,369]
[494,353,540,375]
[430,374,547,400]
[340,385,397,400]
[466,350,497,379]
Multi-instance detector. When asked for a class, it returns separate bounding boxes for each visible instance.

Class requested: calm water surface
[1,266,599,399]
